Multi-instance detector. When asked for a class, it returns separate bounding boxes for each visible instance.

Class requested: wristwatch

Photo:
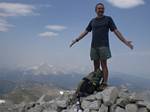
[76,38,79,42]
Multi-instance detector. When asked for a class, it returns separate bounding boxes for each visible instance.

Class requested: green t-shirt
[86,16,117,48]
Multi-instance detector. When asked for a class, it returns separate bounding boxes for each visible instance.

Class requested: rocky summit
[0,86,150,112]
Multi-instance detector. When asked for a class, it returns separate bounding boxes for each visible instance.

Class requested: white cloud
[0,2,36,17]
[39,31,58,38]
[0,2,37,32]
[107,0,145,8]
[39,25,67,38]
[0,19,14,32]
[46,25,67,31]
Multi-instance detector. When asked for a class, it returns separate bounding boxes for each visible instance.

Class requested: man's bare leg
[93,60,100,72]
[100,60,108,84]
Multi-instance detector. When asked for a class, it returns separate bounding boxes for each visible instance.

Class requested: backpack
[76,69,103,97]
[66,69,103,106]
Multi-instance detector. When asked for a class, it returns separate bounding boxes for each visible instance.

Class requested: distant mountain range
[1,82,61,104]
[0,63,149,103]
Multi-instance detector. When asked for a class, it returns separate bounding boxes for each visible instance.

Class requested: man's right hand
[69,31,88,48]
[69,39,77,48]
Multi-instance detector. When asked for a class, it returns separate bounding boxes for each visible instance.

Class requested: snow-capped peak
[23,63,65,75]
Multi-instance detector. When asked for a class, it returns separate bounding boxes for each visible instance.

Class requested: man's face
[96,4,104,16]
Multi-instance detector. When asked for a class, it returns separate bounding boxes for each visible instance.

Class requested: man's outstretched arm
[69,30,89,48]
[113,29,134,49]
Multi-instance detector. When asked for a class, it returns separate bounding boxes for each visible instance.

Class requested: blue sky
[0,0,150,76]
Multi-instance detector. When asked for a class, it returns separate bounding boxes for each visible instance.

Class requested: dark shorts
[90,47,111,60]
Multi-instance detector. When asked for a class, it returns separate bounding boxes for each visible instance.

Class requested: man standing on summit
[70,3,133,90]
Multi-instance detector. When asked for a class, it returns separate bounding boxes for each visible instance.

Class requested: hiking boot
[98,83,108,91]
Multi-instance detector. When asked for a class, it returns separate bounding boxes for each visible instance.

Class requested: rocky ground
[0,86,150,112]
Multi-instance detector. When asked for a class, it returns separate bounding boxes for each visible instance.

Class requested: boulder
[88,100,101,110]
[138,107,148,112]
[116,98,129,108]
[115,106,126,112]
[146,103,150,110]
[98,104,108,112]
[101,87,119,106]
[125,104,138,112]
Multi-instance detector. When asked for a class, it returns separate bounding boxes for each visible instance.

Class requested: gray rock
[95,92,103,100]
[36,94,46,104]
[88,100,101,110]
[43,110,57,112]
[138,107,148,112]
[116,98,129,108]
[61,109,75,112]
[81,100,91,109]
[27,105,44,112]
[91,110,98,112]
[102,87,119,106]
[129,92,143,103]
[84,94,97,101]
[61,110,68,112]
[56,100,67,108]
[119,91,130,99]
[125,104,138,112]
[22,102,40,111]
[115,106,126,112]
[38,100,58,112]
[81,100,100,111]
[83,108,90,112]
[67,104,78,112]
[98,104,108,112]
[110,104,117,112]
[136,101,147,107]
[119,85,129,92]
[146,103,150,110]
